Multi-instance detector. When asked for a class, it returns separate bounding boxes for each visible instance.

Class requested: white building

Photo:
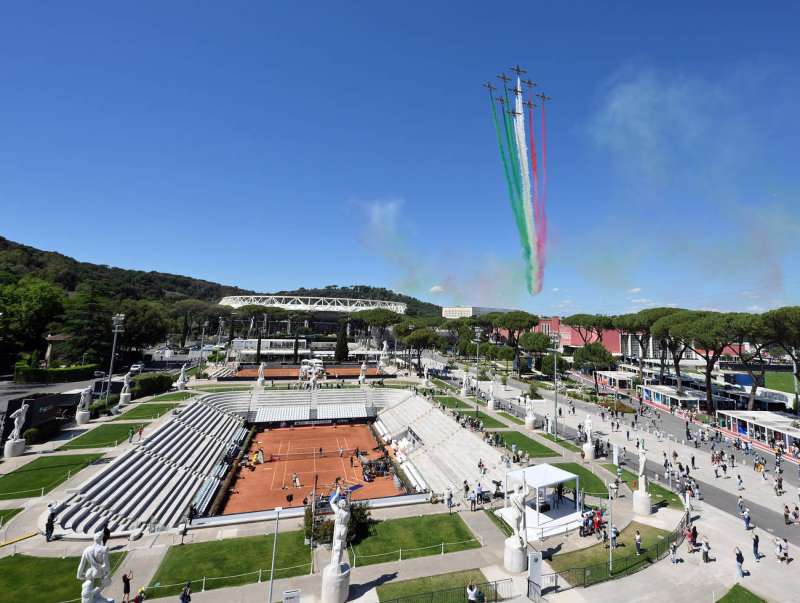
[442,306,514,319]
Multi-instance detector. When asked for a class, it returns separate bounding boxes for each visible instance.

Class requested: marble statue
[632,447,653,515]
[379,340,388,368]
[638,449,647,478]
[9,402,29,441]
[176,363,188,391]
[78,387,92,412]
[77,532,114,603]
[358,361,367,385]
[508,484,529,543]
[584,416,593,441]
[120,372,132,396]
[321,496,351,603]
[257,362,265,380]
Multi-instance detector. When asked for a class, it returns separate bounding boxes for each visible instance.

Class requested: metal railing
[532,510,690,593]
[382,579,513,603]
[349,537,482,567]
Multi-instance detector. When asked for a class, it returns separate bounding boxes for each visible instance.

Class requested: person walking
[179,581,192,603]
[610,524,618,549]
[691,455,696,470]
[701,537,711,563]
[737,495,744,514]
[670,541,678,564]
[735,547,745,578]
[752,532,760,562]
[128,427,134,443]
[635,530,642,556]
[469,489,476,512]
[736,475,744,491]
[446,488,454,513]
[742,508,751,530]
[122,570,132,603]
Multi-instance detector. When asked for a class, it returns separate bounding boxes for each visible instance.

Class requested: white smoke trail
[512,77,538,283]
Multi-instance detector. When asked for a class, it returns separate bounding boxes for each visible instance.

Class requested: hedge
[23,420,63,444]
[131,372,175,399]
[14,364,99,384]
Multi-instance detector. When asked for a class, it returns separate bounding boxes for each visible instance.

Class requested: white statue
[358,361,367,385]
[176,363,188,390]
[379,340,388,368]
[329,497,351,570]
[9,402,29,441]
[584,416,593,441]
[78,387,92,412]
[257,362,265,380]
[508,484,529,543]
[638,449,647,477]
[489,379,496,403]
[77,532,114,603]
[423,366,429,381]
[120,372,132,396]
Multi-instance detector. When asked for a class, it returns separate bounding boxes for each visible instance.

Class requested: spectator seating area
[377,395,508,497]
[54,401,247,538]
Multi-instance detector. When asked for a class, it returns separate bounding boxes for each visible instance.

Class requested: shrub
[23,420,62,444]
[131,372,174,399]
[14,364,99,384]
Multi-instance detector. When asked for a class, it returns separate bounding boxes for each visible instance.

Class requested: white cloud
[627,287,642,294]
[428,284,444,294]
[630,298,654,306]
[552,287,560,293]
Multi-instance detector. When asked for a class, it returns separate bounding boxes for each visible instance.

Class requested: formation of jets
[484,66,551,111]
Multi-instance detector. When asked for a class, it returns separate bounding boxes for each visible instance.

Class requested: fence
[349,537,482,567]
[0,468,76,500]
[382,579,514,603]
[532,510,690,594]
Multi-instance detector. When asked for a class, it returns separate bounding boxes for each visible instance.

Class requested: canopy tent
[499,463,583,540]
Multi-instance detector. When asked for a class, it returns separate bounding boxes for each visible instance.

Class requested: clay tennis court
[234,366,383,379]
[222,424,403,514]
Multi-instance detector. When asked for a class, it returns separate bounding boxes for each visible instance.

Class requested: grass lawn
[765,372,795,394]
[435,396,470,409]
[60,423,149,449]
[717,584,767,603]
[602,464,683,509]
[377,569,488,602]
[113,403,178,421]
[548,521,670,585]
[151,391,195,402]
[484,509,513,537]
[456,410,506,429]
[541,433,582,453]
[553,463,608,498]
[0,508,22,525]
[149,530,310,596]
[498,412,524,425]
[0,553,125,603]
[496,431,557,458]
[352,513,479,567]
[432,378,457,391]
[192,384,252,392]
[0,454,102,500]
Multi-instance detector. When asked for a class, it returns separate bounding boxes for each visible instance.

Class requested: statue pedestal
[582,441,595,461]
[524,415,535,429]
[321,562,351,603]
[257,377,265,387]
[632,489,653,516]
[119,393,131,406]
[4,439,25,458]
[503,536,528,573]
[487,398,496,411]
[176,381,187,391]
[76,410,91,425]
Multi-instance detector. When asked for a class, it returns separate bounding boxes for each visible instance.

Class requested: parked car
[130,363,145,374]
[93,370,106,378]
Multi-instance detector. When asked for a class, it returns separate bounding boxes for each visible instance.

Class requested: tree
[563,314,613,345]
[121,300,170,353]
[573,342,614,393]
[403,328,444,373]
[651,310,694,395]
[492,311,539,376]
[519,331,552,371]
[541,352,568,378]
[762,307,800,412]
[670,311,735,413]
[614,308,680,382]
[334,320,349,362]
[352,309,403,347]
[173,299,213,347]
[0,277,65,354]
[727,313,771,410]
[61,283,113,364]
[496,345,516,374]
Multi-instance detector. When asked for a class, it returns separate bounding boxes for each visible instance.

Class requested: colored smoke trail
[485,70,550,295]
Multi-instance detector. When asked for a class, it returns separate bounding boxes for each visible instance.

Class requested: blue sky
[2,2,799,315]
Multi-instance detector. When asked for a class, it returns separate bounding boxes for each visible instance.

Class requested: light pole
[198,320,208,369]
[474,326,481,415]
[548,333,561,440]
[104,313,125,403]
[268,506,282,603]
[607,481,616,571]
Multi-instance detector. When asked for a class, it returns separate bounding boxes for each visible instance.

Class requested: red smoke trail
[527,96,539,234]
[536,100,549,288]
